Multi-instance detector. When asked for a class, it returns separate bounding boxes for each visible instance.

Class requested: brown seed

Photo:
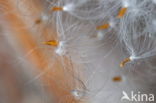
[120,57,131,68]
[51,6,63,11]
[96,23,110,30]
[113,76,122,82]
[43,40,59,47]
[117,8,127,18]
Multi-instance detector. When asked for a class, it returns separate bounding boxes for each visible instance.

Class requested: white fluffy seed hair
[42,0,156,102]
[2,0,156,103]
[43,0,156,103]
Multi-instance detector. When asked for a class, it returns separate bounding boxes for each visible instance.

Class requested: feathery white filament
[122,0,130,7]
[55,41,65,56]
[44,0,156,103]
[63,4,74,12]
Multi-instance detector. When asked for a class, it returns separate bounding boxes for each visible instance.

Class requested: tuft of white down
[45,0,156,103]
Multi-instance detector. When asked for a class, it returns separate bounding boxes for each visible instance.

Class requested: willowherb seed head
[3,0,156,103]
